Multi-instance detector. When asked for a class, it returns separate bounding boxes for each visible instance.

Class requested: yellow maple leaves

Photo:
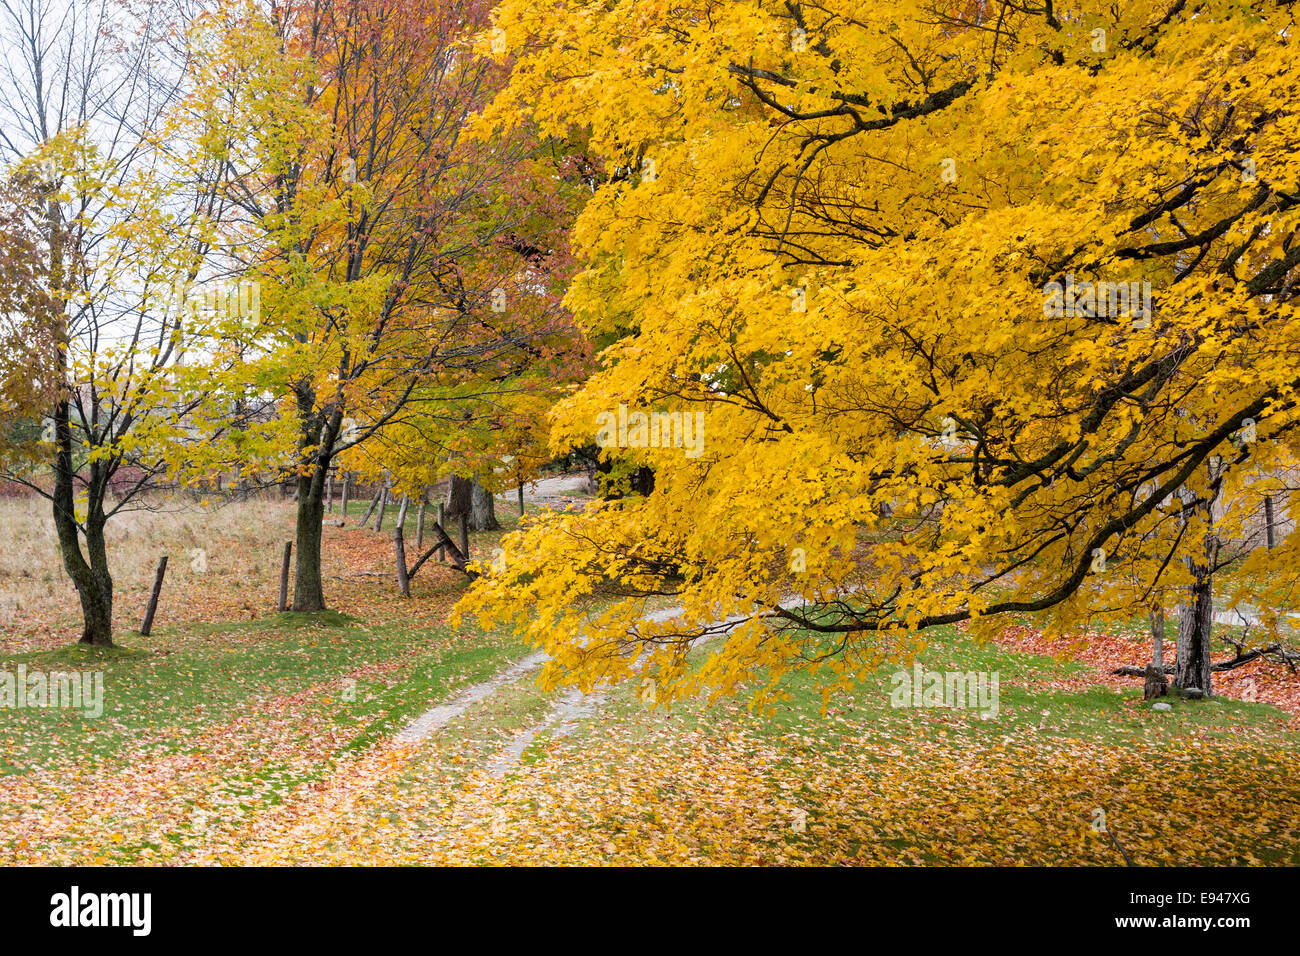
[456,0,1300,704]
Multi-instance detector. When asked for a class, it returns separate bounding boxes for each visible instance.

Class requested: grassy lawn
[3,496,1297,865]
[0,498,531,864]
[275,621,1300,866]
[0,613,528,775]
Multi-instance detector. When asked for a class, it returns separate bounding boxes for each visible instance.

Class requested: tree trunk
[594,458,656,499]
[47,190,115,647]
[1173,468,1221,697]
[52,399,114,646]
[1150,605,1164,669]
[291,462,328,612]
[1174,547,1217,699]
[1144,604,1168,699]
[1175,576,1214,696]
[470,479,499,531]
[444,475,473,522]
[395,494,409,535]
[630,465,655,497]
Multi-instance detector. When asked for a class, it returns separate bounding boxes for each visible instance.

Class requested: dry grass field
[0,494,486,653]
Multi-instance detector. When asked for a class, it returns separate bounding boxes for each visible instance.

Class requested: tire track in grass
[236,596,816,861]
[395,651,547,742]
[484,687,604,777]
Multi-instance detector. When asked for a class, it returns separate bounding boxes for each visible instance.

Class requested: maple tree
[172,0,589,607]
[457,0,1300,703]
[374,229,592,545]
[5,0,1300,883]
[0,0,210,646]
[344,133,592,545]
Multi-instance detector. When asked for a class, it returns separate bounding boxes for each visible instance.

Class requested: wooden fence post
[140,555,169,636]
[437,503,446,562]
[395,524,411,597]
[459,512,469,563]
[374,484,389,532]
[278,542,293,612]
[416,495,427,551]
[358,487,381,527]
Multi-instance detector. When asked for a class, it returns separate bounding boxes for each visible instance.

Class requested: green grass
[531,622,1300,764]
[6,562,1296,864]
[0,611,528,775]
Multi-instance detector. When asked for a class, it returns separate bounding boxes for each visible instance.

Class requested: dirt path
[484,687,604,776]
[394,651,548,743]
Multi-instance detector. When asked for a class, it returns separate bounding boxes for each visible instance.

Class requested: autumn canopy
[456,0,1300,704]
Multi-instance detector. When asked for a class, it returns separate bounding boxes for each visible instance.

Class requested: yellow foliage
[458,0,1300,702]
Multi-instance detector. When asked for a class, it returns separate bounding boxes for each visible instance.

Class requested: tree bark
[46,188,116,646]
[470,479,499,531]
[1144,604,1168,699]
[1175,575,1214,695]
[631,466,655,497]
[291,461,328,612]
[444,475,473,522]
[1174,525,1218,696]
[1151,604,1164,671]
[1172,468,1222,697]
[52,399,115,646]
[594,458,656,499]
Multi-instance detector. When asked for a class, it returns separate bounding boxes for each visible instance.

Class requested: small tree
[0,0,209,645]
